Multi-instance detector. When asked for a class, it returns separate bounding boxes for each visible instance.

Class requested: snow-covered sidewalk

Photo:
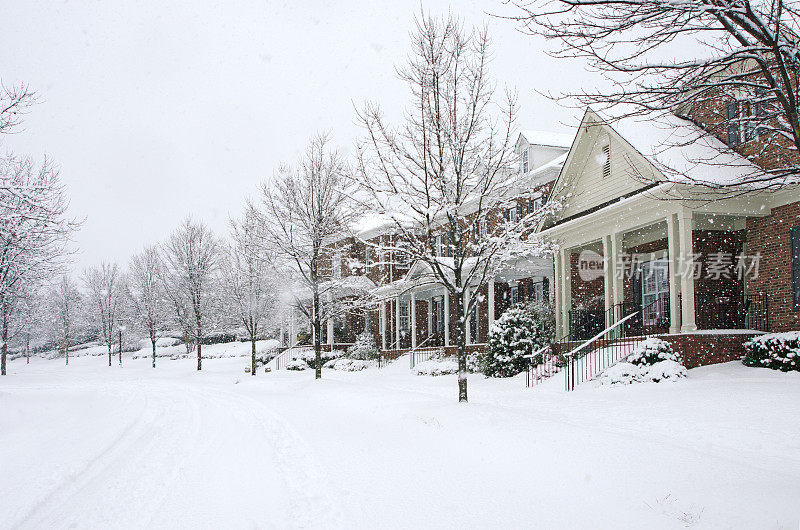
[1,354,799,529]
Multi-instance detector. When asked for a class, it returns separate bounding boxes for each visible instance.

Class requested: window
[505,206,519,223]
[436,234,449,257]
[792,226,800,310]
[469,305,478,343]
[510,284,522,305]
[431,297,445,335]
[529,196,544,213]
[399,300,410,332]
[364,246,372,271]
[640,259,670,325]
[521,149,529,173]
[333,251,342,279]
[530,280,544,302]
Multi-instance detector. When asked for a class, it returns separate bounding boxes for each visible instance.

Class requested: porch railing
[564,303,661,391]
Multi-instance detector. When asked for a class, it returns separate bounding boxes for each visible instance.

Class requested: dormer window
[521,149,529,173]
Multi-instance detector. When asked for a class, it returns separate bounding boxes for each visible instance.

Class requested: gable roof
[594,104,766,187]
[542,105,769,229]
[518,130,575,149]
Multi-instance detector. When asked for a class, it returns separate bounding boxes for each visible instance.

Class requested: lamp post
[118,325,126,366]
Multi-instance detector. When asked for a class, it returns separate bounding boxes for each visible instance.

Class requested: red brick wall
[660,333,761,368]
[746,200,800,332]
[569,252,604,309]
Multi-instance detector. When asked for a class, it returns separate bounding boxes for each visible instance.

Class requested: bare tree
[0,81,36,134]
[354,14,553,402]
[161,218,220,371]
[83,262,121,366]
[0,155,77,375]
[222,211,278,375]
[49,275,82,366]
[251,134,357,379]
[127,246,167,368]
[506,0,800,186]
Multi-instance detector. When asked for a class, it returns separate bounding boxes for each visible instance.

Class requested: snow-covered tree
[0,155,77,374]
[221,211,278,376]
[507,0,800,187]
[354,14,554,402]
[0,81,36,134]
[48,274,83,365]
[161,217,220,371]
[482,303,554,377]
[82,262,122,366]
[126,245,167,368]
[251,134,357,380]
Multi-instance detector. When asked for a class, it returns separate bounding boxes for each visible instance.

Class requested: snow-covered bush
[291,347,345,368]
[326,358,376,371]
[413,358,459,376]
[627,337,681,366]
[599,359,687,385]
[743,331,800,372]
[481,303,554,377]
[598,362,641,385]
[346,332,379,360]
[642,360,687,382]
[285,359,308,371]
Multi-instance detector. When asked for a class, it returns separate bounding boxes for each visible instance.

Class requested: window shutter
[727,100,740,146]
[791,226,800,310]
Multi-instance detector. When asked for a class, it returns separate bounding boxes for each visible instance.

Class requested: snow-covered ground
[1,353,799,529]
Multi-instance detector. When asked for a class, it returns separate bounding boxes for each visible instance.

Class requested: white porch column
[560,248,571,338]
[602,235,613,328]
[410,292,417,349]
[395,296,401,348]
[444,290,450,347]
[610,232,623,323]
[666,213,681,333]
[379,301,387,350]
[488,278,495,331]
[678,212,697,332]
[554,252,562,336]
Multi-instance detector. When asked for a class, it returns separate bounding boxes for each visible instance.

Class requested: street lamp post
[119,325,126,366]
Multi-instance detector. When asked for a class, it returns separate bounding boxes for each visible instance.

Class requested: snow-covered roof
[592,105,767,187]
[518,130,575,149]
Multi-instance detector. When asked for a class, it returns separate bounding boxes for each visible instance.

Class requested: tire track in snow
[193,385,345,529]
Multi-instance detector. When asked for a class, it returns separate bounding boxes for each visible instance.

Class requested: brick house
[541,101,800,368]
[279,131,573,354]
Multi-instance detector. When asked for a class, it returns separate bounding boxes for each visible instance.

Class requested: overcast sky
[1,1,587,273]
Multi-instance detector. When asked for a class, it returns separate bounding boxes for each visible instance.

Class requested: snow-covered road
[1,354,799,529]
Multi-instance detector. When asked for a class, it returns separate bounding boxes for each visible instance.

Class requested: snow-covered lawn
[1,354,799,529]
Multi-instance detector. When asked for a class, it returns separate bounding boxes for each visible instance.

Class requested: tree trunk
[118,331,122,366]
[26,339,30,364]
[196,317,203,371]
[151,338,157,368]
[65,341,69,365]
[1,313,7,376]
[313,293,322,379]
[453,290,468,403]
[108,342,112,367]
[251,336,257,376]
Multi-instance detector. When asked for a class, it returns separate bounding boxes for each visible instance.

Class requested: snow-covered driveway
[1,355,799,529]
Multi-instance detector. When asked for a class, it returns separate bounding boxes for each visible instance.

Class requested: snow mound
[413,359,458,376]
[326,358,376,371]
[598,362,641,385]
[642,360,687,382]
[599,360,687,385]
[286,359,309,371]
